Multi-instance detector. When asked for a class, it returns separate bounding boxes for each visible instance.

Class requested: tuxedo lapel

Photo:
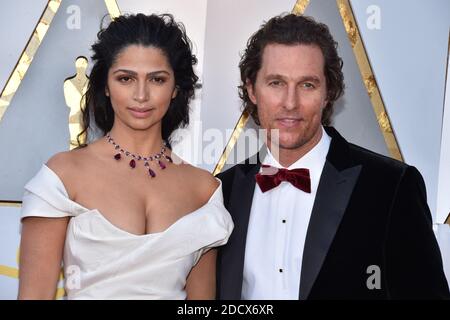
[299,127,362,300]
[219,157,260,299]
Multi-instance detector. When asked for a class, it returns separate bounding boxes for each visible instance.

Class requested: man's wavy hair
[77,13,198,147]
[239,14,344,126]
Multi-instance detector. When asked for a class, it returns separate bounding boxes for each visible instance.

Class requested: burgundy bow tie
[255,165,311,193]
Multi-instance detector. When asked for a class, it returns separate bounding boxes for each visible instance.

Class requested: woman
[18,13,233,299]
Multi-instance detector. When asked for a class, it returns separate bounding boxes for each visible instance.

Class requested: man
[216,14,449,299]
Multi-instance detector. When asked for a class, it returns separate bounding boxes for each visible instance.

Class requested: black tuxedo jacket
[216,127,449,299]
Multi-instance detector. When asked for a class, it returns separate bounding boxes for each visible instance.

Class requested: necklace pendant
[106,133,169,177]
[158,160,166,169]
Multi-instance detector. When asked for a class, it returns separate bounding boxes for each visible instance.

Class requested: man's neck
[268,127,323,168]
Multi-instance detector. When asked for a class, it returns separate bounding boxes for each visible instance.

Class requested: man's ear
[246,79,257,105]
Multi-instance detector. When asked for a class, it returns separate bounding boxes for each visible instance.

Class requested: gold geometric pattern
[292,0,310,15]
[0,0,62,123]
[377,111,393,134]
[0,201,21,207]
[364,74,376,98]
[338,0,357,48]
[213,111,250,176]
[337,0,403,161]
[104,0,121,19]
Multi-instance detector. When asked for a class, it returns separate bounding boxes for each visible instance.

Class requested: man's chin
[270,138,307,151]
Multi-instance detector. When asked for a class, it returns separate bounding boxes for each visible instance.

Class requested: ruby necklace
[106,133,173,178]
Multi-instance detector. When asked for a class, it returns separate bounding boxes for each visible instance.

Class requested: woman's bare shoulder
[177,163,220,199]
[45,147,90,179]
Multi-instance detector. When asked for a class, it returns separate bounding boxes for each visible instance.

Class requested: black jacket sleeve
[386,166,450,299]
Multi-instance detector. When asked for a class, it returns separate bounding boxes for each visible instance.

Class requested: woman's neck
[107,123,165,156]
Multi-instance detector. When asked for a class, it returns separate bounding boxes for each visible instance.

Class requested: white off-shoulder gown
[21,165,234,299]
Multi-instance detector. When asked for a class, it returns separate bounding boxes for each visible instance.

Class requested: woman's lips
[127,107,153,118]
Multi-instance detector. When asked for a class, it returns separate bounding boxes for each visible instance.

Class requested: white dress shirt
[242,126,331,300]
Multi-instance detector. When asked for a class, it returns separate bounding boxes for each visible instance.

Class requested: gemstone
[165,155,173,163]
[158,160,166,169]
[114,153,121,160]
[137,156,142,160]
[115,145,120,150]
[144,162,149,167]
[149,168,156,178]
[129,159,136,168]
[125,151,130,156]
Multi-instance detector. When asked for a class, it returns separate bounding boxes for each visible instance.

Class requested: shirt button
[279,268,283,273]
[282,219,286,223]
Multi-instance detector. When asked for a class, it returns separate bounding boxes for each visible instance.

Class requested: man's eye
[303,82,315,89]
[269,80,282,86]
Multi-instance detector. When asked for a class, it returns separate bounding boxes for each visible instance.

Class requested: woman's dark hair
[77,13,198,147]
[239,13,344,126]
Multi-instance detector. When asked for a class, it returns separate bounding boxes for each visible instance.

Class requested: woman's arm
[18,216,69,299]
[184,167,222,300]
[185,249,217,299]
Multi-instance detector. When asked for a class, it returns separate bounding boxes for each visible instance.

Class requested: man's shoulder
[332,134,427,204]
[343,141,417,184]
[215,163,244,183]
[326,126,407,173]
[347,142,407,170]
[215,156,260,201]
[215,156,259,181]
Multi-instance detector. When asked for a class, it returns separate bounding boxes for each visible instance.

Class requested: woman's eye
[151,77,166,84]
[118,76,131,83]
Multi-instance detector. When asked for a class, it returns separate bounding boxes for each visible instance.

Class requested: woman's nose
[133,82,149,102]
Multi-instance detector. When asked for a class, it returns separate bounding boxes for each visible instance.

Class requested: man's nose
[283,85,298,110]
